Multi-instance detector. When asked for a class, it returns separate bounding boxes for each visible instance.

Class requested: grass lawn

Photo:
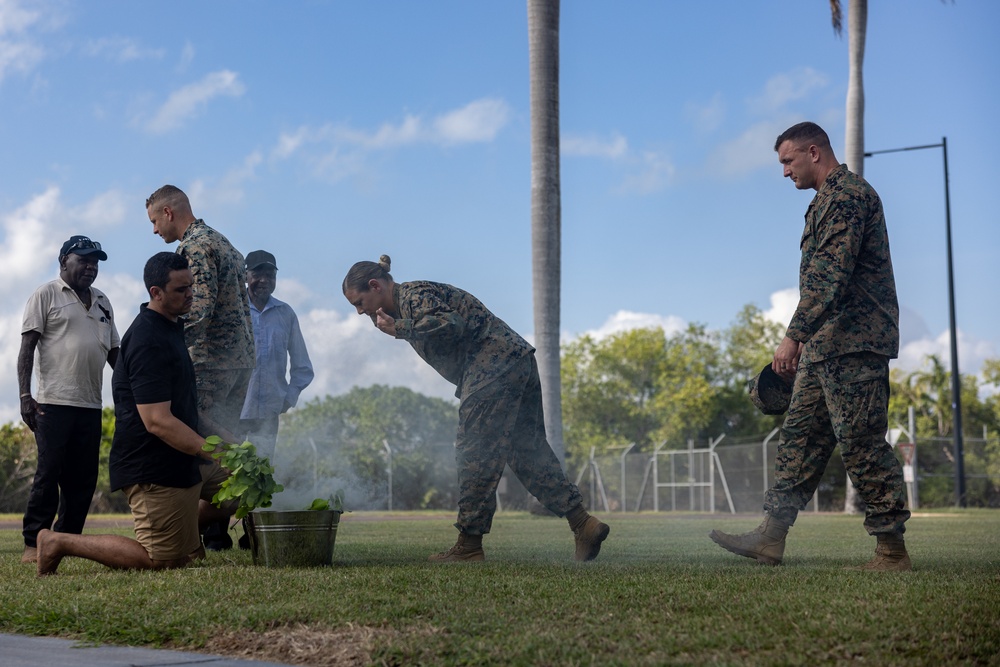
[1,510,998,666]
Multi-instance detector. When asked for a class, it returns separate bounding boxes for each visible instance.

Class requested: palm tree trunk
[843,0,868,512]
[528,0,565,465]
[844,0,867,175]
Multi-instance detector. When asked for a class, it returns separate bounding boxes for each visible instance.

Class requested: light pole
[864,138,965,507]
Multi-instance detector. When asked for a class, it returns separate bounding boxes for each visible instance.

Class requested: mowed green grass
[1,510,998,666]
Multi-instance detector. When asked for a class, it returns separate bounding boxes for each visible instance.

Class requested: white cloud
[577,310,687,342]
[747,67,828,115]
[143,69,246,134]
[762,288,798,329]
[340,97,511,148]
[266,98,511,183]
[311,146,369,184]
[433,98,510,144]
[895,328,995,376]
[3,186,130,289]
[355,114,423,148]
[70,189,129,230]
[2,186,60,280]
[82,36,164,62]
[0,37,42,80]
[0,0,41,35]
[617,149,676,195]
[0,0,64,82]
[274,98,511,154]
[96,271,147,323]
[271,126,311,160]
[562,132,628,159]
[561,132,674,194]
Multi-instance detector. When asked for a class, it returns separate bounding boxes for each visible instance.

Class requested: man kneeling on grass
[38,253,236,575]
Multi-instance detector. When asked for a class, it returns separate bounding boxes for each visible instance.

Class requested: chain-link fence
[548,433,1000,514]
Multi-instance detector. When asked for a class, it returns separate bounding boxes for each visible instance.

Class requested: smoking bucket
[245,509,342,567]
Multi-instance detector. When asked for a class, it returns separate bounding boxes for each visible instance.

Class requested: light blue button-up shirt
[240,295,314,420]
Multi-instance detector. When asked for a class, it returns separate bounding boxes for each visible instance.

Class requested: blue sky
[2,0,998,424]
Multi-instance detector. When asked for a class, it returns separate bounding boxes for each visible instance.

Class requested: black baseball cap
[748,363,793,415]
[60,235,108,261]
[245,249,277,271]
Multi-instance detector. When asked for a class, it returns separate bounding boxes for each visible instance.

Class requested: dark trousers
[22,404,102,547]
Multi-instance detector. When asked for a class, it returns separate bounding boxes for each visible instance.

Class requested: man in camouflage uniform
[343,255,610,563]
[146,185,255,550]
[710,122,911,571]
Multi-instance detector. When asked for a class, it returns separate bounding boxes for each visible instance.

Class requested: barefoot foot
[36,529,63,576]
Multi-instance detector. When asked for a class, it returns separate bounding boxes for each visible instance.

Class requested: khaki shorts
[124,461,232,562]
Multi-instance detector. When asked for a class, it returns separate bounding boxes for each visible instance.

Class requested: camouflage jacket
[177,219,255,371]
[786,164,899,363]
[392,281,532,400]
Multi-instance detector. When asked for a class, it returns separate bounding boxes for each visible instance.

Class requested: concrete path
[0,633,295,667]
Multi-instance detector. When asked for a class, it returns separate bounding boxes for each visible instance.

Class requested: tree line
[1,303,998,512]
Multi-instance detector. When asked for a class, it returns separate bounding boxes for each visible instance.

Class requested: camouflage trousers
[764,352,910,535]
[454,354,583,535]
[196,367,253,440]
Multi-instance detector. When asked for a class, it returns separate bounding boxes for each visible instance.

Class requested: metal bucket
[245,509,342,567]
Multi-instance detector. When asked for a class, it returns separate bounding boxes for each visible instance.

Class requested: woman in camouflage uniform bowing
[343,255,609,562]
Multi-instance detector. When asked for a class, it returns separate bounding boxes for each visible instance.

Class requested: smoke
[247,382,469,514]
[266,427,395,513]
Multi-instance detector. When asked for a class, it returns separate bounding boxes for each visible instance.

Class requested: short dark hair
[774,122,831,152]
[342,254,393,294]
[145,184,189,210]
[144,252,189,292]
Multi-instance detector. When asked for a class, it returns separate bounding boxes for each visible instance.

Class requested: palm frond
[829,0,843,36]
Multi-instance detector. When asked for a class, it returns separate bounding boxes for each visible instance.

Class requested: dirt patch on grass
[203,622,441,666]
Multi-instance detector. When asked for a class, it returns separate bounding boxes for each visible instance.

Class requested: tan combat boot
[567,506,610,561]
[853,532,912,571]
[709,514,790,566]
[428,532,485,563]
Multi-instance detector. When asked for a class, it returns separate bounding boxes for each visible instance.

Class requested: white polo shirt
[21,278,120,408]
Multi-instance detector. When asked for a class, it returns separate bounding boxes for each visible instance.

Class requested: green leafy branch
[202,436,284,519]
[306,492,345,512]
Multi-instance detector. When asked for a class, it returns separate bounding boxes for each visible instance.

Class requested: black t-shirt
[109,304,202,490]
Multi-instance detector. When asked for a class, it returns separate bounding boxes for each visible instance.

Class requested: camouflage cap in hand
[748,363,793,415]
